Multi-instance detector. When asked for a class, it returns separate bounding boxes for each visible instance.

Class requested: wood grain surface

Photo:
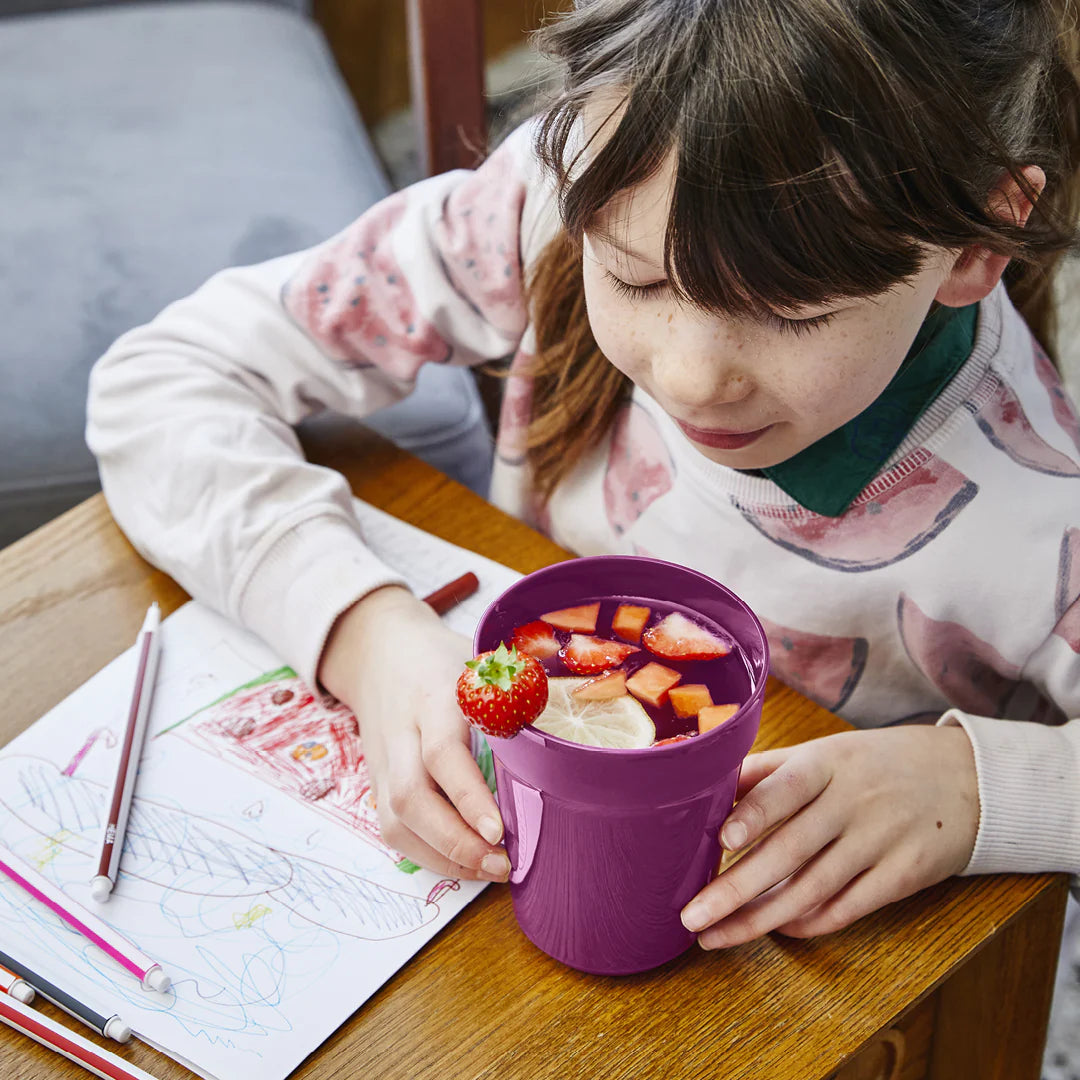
[0,427,1067,1080]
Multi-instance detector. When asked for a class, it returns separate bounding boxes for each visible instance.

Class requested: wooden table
[0,429,1068,1080]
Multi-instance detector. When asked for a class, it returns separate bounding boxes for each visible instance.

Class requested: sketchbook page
[0,507,524,1080]
[351,497,524,638]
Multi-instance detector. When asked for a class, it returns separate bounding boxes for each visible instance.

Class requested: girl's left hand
[680,725,980,947]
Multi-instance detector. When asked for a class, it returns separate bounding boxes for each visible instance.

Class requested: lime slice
[532,677,655,749]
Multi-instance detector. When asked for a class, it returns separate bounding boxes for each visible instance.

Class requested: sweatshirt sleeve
[936,597,1080,894]
[87,124,541,686]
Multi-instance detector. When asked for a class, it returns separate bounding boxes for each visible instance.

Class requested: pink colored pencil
[0,989,161,1080]
[0,852,169,991]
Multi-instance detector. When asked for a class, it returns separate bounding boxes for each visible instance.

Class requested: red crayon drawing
[164,668,411,870]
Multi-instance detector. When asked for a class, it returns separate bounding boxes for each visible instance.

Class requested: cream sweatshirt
[87,123,1080,887]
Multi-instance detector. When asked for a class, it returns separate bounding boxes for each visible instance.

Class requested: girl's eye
[603,268,838,337]
[604,270,668,301]
[767,311,838,338]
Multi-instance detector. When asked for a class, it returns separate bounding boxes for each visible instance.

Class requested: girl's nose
[649,348,754,412]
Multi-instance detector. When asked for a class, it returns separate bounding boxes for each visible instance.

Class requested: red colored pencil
[91,602,162,905]
[422,572,480,616]
[0,990,161,1079]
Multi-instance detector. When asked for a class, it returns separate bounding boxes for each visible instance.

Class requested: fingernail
[478,816,503,845]
[681,901,709,932]
[721,821,747,851]
[702,928,728,950]
[480,853,510,881]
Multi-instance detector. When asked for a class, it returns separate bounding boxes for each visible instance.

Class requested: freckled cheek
[583,285,648,380]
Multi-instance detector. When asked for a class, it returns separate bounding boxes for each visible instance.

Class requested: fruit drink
[510,596,753,746]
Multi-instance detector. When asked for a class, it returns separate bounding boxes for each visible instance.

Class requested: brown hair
[522,0,1080,500]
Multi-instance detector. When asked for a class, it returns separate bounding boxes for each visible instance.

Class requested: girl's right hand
[318,585,511,882]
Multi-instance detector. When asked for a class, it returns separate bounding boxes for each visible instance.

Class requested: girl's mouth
[675,419,773,450]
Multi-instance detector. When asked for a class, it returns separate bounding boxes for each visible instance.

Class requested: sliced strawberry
[612,604,651,644]
[626,662,682,707]
[668,684,714,720]
[561,635,639,675]
[653,732,697,747]
[540,603,600,633]
[510,619,560,660]
[642,612,732,661]
[698,703,740,733]
[456,643,549,739]
[572,669,627,701]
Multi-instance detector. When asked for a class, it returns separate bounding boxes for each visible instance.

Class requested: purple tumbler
[474,555,769,975]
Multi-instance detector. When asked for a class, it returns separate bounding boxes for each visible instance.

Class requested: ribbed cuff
[235,512,409,688]
[937,709,1080,877]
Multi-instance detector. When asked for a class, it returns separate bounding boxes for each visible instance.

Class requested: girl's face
[581,152,954,470]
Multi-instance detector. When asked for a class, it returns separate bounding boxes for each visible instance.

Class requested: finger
[735,749,792,799]
[380,815,506,883]
[722,750,832,852]
[682,798,840,933]
[384,770,509,880]
[697,838,873,948]
[775,853,922,938]
[422,727,504,846]
[773,865,892,938]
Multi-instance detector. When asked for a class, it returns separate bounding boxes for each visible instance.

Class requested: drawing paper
[0,501,522,1080]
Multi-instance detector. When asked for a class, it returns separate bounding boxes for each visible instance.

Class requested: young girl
[88,0,1080,951]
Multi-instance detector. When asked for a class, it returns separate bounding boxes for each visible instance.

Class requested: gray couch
[0,0,494,549]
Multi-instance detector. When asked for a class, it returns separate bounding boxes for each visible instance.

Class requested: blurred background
[0,0,1076,550]
[0,0,568,549]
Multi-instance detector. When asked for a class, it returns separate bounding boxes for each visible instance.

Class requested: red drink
[514,596,752,745]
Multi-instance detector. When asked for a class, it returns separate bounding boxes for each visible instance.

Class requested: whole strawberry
[456,642,549,738]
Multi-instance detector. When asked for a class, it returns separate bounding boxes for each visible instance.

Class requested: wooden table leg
[927,877,1069,1079]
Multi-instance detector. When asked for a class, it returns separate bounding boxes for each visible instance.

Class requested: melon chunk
[540,603,600,633]
[625,662,682,707]
[612,604,651,644]
[698,703,740,733]
[668,684,714,720]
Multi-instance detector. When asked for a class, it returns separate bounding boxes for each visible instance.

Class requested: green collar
[750,302,978,517]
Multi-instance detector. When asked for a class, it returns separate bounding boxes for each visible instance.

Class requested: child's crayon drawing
[162,668,409,867]
[0,509,522,1080]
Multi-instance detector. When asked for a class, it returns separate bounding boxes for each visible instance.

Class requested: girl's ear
[935,165,1047,307]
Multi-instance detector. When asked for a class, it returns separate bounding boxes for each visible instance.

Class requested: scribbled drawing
[33,828,76,870]
[759,617,868,712]
[243,801,265,820]
[62,728,116,777]
[967,375,1080,477]
[234,904,272,930]
[162,668,408,869]
[427,879,460,905]
[897,593,1062,720]
[735,450,977,571]
[604,402,675,535]
[1054,527,1080,653]
[282,192,452,374]
[1031,337,1080,456]
[0,756,449,943]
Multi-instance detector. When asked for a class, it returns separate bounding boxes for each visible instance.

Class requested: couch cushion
[0,0,492,547]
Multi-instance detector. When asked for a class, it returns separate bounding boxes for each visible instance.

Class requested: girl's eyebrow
[585,223,665,271]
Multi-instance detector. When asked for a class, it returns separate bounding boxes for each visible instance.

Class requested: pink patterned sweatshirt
[87,123,1080,888]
